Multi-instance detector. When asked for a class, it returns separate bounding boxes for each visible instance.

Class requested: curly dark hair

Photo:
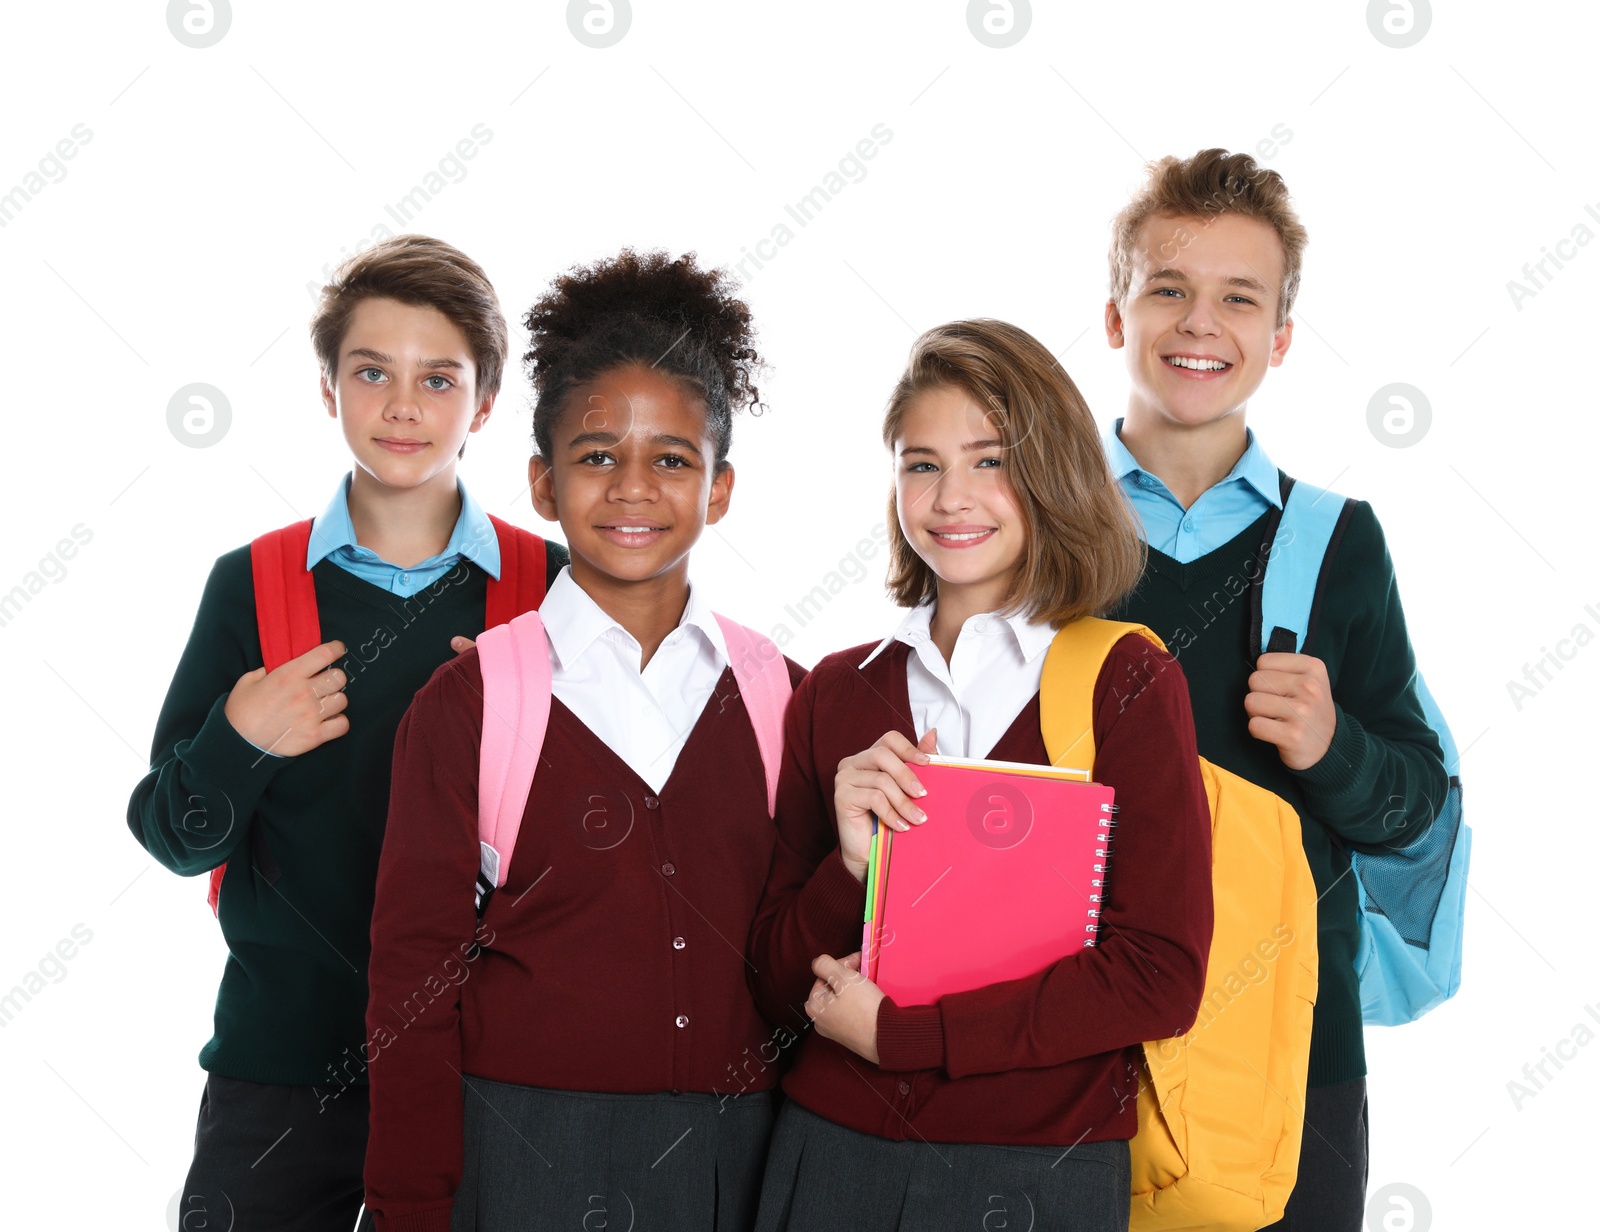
[523,249,764,467]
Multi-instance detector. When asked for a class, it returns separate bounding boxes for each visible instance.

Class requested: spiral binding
[1081,802,1119,948]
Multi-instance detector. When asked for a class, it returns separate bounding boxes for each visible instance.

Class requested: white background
[1,2,1592,1228]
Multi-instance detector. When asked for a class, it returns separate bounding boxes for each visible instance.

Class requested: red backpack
[207,514,554,914]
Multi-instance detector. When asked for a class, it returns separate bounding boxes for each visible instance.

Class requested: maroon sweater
[747,634,1213,1146]
[364,647,805,1232]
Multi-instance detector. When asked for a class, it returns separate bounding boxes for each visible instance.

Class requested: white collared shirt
[860,605,1056,759]
[537,567,730,792]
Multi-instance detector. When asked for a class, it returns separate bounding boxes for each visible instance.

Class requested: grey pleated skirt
[451,1077,774,1232]
[753,1100,1131,1232]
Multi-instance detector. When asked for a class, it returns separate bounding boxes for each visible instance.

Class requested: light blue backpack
[1253,473,1469,1026]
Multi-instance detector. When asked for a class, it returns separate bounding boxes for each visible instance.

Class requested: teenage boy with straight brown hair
[128,235,566,1232]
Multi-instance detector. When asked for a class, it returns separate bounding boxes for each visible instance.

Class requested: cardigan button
[672,937,686,950]
[662,862,676,876]
[897,1081,911,1096]
[676,1015,689,1028]
[643,794,660,810]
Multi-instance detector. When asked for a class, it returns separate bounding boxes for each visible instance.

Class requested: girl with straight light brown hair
[747,319,1214,1232]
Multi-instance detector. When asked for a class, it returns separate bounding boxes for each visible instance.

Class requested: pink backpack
[473,609,794,906]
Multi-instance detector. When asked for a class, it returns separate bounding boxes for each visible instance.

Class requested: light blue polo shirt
[240,472,501,758]
[307,471,501,596]
[1104,418,1283,563]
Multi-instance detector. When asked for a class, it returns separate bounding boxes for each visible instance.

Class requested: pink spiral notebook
[863,755,1116,1007]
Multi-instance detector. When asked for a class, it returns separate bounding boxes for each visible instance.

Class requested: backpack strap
[1039,617,1167,773]
[475,610,552,909]
[1413,673,1460,779]
[250,519,321,671]
[1251,473,1357,656]
[714,615,793,816]
[484,514,550,630]
[471,611,789,913]
[210,521,322,915]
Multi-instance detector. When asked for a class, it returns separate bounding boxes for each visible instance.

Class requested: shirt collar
[1106,417,1283,509]
[858,603,1055,669]
[538,566,729,673]
[305,471,503,576]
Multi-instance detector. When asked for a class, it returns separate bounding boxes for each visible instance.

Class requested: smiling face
[1106,211,1293,433]
[321,296,491,494]
[529,362,731,595]
[893,384,1026,614]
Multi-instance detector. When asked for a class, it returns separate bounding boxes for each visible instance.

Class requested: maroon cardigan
[747,634,1213,1146]
[364,648,804,1232]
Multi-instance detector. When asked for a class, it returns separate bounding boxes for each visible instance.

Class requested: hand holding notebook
[831,728,939,880]
[805,951,883,1064]
[861,755,1116,1007]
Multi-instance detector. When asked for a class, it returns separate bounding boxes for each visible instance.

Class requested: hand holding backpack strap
[1253,473,1469,1025]
[209,520,321,916]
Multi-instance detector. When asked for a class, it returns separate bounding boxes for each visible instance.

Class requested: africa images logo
[966,779,1033,850]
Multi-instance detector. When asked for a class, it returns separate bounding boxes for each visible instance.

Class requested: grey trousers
[180,1073,367,1232]
[1259,1077,1369,1232]
[754,1100,1131,1232]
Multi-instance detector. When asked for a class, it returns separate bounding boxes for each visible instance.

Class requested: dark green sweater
[1109,501,1446,1087]
[127,540,567,1086]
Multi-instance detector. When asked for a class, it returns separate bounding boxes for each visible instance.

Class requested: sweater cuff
[179,693,287,815]
[1294,704,1369,806]
[875,998,945,1072]
[798,849,869,950]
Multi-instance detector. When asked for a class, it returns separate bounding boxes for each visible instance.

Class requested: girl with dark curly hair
[362,249,803,1232]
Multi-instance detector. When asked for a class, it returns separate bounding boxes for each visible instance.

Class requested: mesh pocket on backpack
[1350,779,1463,949]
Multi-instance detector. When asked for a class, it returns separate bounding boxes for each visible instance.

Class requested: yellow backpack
[1041,618,1319,1232]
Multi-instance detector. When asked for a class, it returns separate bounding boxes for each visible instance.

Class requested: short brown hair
[882,319,1145,626]
[311,234,509,399]
[1109,148,1308,328]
